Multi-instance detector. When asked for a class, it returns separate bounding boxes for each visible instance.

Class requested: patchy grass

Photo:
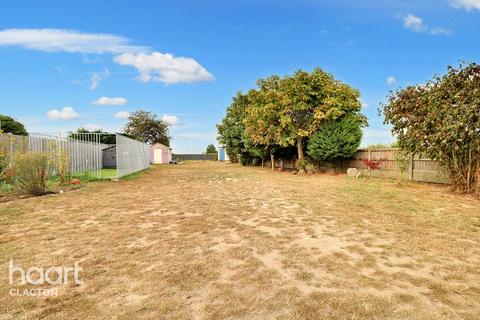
[0,181,12,197]
[0,162,479,319]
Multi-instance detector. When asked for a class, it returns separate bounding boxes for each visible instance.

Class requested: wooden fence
[264,148,449,184]
[342,148,448,184]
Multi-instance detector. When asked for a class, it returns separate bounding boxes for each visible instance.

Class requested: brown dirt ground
[1,161,480,319]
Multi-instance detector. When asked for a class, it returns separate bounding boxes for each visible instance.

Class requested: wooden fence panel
[263,148,449,184]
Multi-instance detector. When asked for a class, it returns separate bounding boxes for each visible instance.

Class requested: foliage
[382,63,480,193]
[394,151,410,176]
[69,171,102,183]
[205,144,217,154]
[47,140,70,184]
[69,128,116,144]
[217,93,249,162]
[13,152,51,195]
[123,111,171,146]
[0,115,27,135]
[0,153,7,181]
[217,92,271,163]
[0,181,12,196]
[244,68,366,160]
[306,115,362,162]
[305,162,317,174]
[295,158,312,172]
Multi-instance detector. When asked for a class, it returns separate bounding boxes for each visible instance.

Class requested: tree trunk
[270,152,275,171]
[297,137,304,160]
[261,157,264,167]
[297,137,305,173]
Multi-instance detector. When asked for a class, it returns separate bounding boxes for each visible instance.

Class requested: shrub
[295,158,312,172]
[383,63,480,193]
[305,162,317,174]
[363,159,383,170]
[0,153,8,181]
[13,152,51,195]
[307,115,362,162]
[239,153,252,166]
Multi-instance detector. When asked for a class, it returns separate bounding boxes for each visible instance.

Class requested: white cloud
[89,73,101,90]
[83,123,102,131]
[404,14,427,32]
[161,114,180,126]
[387,76,397,85]
[0,28,146,54]
[89,68,110,90]
[403,14,451,36]
[114,52,214,84]
[46,107,79,120]
[92,96,128,106]
[114,111,130,119]
[449,0,480,11]
[430,27,453,36]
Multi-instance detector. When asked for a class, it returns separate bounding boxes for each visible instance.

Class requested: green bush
[0,153,8,181]
[0,181,12,196]
[307,115,362,162]
[13,152,51,195]
[305,162,317,174]
[295,158,312,171]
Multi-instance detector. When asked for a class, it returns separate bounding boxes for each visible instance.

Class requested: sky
[0,0,479,153]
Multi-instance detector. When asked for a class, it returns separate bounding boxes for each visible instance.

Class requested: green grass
[0,181,13,197]
[70,169,118,181]
[100,168,117,178]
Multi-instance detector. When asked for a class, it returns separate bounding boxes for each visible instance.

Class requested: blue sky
[0,0,479,153]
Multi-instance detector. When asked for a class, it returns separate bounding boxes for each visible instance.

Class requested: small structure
[102,145,116,168]
[218,146,229,162]
[150,143,172,164]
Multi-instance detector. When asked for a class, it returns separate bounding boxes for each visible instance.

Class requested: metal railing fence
[1,132,107,178]
[116,134,150,178]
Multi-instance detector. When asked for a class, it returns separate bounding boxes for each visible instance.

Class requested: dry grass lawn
[1,161,480,319]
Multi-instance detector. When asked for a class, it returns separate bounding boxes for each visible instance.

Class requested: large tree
[123,111,171,146]
[218,91,277,166]
[205,144,217,154]
[0,115,27,135]
[382,63,480,193]
[245,68,364,163]
[217,92,251,162]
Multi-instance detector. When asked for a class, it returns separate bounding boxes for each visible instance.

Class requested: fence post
[409,154,414,181]
[368,149,372,177]
[8,133,13,167]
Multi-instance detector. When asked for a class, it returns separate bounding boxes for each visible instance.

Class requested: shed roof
[150,143,171,150]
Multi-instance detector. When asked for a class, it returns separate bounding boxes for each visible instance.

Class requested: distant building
[102,145,116,168]
[150,143,172,164]
[218,146,229,161]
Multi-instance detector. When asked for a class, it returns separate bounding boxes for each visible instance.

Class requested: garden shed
[102,145,116,168]
[150,143,172,164]
[218,146,229,161]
